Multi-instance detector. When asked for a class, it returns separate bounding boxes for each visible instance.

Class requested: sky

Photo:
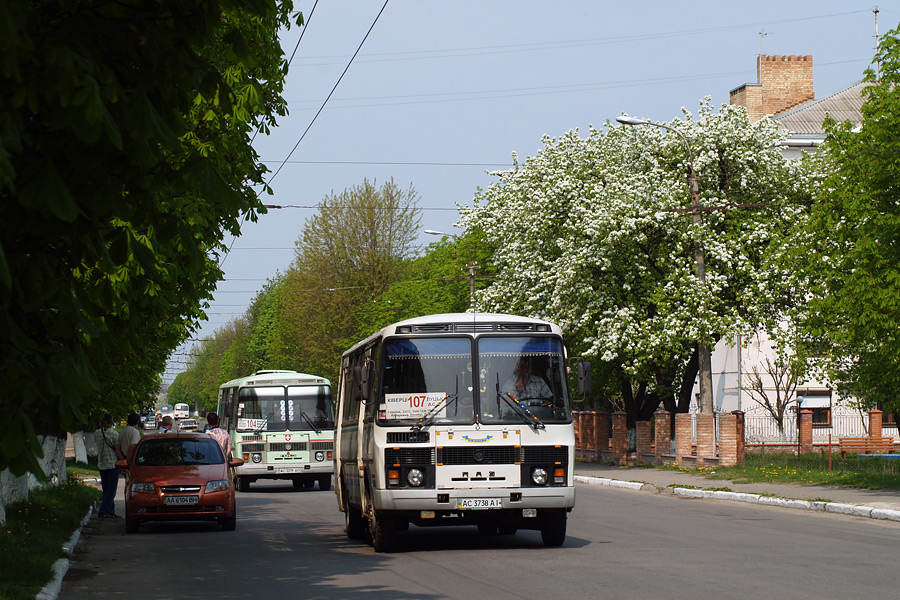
[163,0,897,385]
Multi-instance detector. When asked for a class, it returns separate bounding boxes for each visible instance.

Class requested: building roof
[774,81,867,135]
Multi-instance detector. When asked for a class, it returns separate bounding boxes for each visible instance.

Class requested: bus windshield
[377,335,570,426]
[237,385,333,432]
[477,336,569,424]
[379,337,474,425]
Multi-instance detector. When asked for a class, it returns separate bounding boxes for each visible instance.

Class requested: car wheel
[221,508,237,531]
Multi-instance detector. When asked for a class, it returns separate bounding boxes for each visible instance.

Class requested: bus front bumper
[372,486,575,512]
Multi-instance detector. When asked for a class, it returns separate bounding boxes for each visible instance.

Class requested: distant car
[141,416,157,431]
[117,433,244,533]
[179,418,198,431]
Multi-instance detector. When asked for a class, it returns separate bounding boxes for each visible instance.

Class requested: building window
[810,407,831,427]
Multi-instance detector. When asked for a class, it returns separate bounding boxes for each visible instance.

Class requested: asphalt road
[60,480,899,600]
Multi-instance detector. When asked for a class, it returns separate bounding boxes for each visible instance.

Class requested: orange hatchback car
[116,433,244,533]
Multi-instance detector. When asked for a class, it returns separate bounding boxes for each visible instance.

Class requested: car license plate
[457,498,502,510]
[163,495,198,506]
[277,467,305,474]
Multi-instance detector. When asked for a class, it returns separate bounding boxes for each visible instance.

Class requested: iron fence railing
[743,412,900,444]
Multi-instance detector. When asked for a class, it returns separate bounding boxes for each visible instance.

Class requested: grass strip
[0,461,101,600]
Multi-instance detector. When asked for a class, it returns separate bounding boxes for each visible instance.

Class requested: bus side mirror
[576,359,592,398]
[354,364,371,402]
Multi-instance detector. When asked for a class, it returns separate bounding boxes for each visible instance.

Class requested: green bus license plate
[457,498,502,509]
[164,495,198,506]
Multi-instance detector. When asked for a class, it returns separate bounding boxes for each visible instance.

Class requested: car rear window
[135,438,224,466]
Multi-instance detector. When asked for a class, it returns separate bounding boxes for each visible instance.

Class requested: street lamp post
[424,229,476,310]
[616,115,714,415]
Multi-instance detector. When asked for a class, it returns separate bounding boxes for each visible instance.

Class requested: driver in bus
[501,356,552,405]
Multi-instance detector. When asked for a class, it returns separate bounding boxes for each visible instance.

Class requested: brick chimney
[730,55,814,121]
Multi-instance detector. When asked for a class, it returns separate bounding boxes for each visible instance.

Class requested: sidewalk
[573,462,900,521]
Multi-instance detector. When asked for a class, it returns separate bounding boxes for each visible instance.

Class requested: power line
[267,0,391,186]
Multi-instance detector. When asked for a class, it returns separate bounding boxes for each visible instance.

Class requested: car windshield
[135,438,224,466]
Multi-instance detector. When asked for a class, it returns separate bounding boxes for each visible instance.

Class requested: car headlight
[407,468,425,487]
[315,451,325,462]
[205,480,229,493]
[531,467,549,486]
[131,482,155,493]
[251,453,262,463]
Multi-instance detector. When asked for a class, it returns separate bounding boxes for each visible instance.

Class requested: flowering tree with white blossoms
[459,99,818,426]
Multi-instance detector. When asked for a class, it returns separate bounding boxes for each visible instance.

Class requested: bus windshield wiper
[411,393,459,432]
[499,392,546,430]
[300,411,321,434]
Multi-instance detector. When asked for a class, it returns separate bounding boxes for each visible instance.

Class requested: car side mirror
[229,457,245,468]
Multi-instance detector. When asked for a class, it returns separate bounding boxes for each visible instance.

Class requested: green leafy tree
[792,24,900,421]
[460,100,816,424]
[0,0,296,477]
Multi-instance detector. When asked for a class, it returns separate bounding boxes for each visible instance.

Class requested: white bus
[173,403,190,420]
[217,370,334,492]
[334,313,588,552]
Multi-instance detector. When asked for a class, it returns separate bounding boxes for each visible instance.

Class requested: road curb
[36,504,94,600]
[574,475,900,523]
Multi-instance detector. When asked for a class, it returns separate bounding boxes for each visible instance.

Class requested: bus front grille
[310,441,333,451]
[269,442,308,452]
[437,446,518,465]
[385,447,435,466]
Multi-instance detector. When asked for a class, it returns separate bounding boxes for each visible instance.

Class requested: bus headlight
[251,453,262,463]
[315,451,325,462]
[531,467,549,486]
[406,468,424,487]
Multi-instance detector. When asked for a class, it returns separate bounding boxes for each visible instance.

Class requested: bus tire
[238,477,250,493]
[317,475,332,491]
[292,478,305,490]
[345,508,367,539]
[370,513,398,553]
[540,510,567,547]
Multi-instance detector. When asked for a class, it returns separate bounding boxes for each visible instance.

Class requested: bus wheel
[345,508,367,539]
[477,522,498,536]
[317,475,332,491]
[369,513,398,553]
[540,510,567,547]
[238,477,250,493]
[292,479,305,490]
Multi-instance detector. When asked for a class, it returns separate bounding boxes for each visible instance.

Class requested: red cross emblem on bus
[285,434,292,441]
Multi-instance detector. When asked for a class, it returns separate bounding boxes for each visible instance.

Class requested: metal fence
[743,412,900,444]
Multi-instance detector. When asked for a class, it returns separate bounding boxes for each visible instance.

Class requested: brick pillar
[635,421,651,456]
[799,409,813,454]
[573,411,582,455]
[582,411,595,459]
[654,410,671,457]
[595,411,610,455]
[718,413,738,466]
[696,413,716,460]
[869,409,883,438]
[611,411,627,465]
[733,411,745,465]
[675,413,693,460]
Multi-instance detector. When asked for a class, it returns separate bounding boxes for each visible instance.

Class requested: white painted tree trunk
[72,431,88,464]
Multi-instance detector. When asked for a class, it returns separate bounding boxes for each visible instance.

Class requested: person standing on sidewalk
[94,414,121,519]
[117,412,142,462]
[205,412,232,460]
